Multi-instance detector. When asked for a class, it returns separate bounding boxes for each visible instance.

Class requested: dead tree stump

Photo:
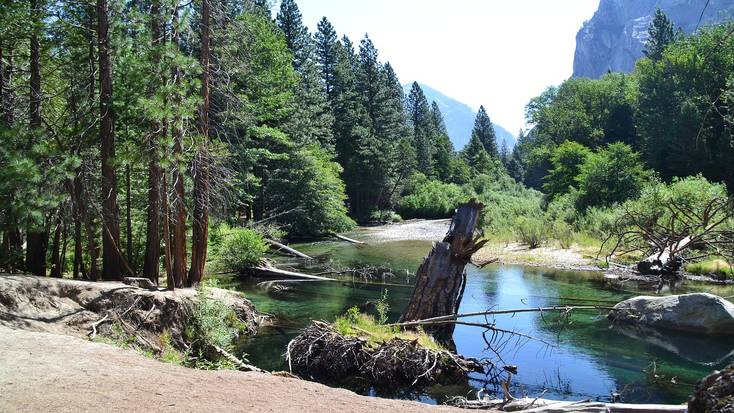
[399,199,487,343]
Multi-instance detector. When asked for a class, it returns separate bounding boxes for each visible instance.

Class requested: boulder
[608,293,734,335]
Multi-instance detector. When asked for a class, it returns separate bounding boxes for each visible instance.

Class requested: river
[223,224,734,405]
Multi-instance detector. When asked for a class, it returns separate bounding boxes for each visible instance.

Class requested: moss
[334,306,445,351]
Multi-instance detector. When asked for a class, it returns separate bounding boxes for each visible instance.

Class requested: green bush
[551,220,574,249]
[187,280,247,354]
[514,216,549,248]
[399,175,467,219]
[217,227,268,273]
[369,210,402,223]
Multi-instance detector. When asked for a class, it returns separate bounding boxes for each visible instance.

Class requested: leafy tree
[576,143,652,210]
[471,106,498,158]
[636,22,734,190]
[543,141,592,202]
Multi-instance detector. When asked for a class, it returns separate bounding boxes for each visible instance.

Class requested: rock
[609,293,734,335]
[573,0,734,79]
[122,277,158,291]
[689,364,734,413]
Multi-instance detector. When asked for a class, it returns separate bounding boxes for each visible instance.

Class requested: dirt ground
[0,325,465,413]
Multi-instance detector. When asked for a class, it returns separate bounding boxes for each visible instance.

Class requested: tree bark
[161,171,174,289]
[50,209,63,278]
[399,199,486,343]
[97,0,122,280]
[189,0,211,287]
[170,8,188,289]
[26,0,46,277]
[125,164,133,271]
[143,1,164,284]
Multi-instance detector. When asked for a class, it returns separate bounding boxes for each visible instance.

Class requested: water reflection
[231,239,734,404]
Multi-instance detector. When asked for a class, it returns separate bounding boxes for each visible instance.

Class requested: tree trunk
[50,209,63,278]
[97,0,122,280]
[399,199,486,343]
[124,164,133,271]
[161,171,174,289]
[26,0,46,277]
[189,0,211,287]
[170,9,188,289]
[637,236,692,275]
[143,1,164,285]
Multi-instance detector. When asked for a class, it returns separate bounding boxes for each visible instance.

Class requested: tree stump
[399,199,486,343]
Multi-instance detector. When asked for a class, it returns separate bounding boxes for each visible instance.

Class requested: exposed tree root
[284,320,483,390]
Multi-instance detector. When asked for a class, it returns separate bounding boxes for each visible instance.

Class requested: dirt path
[0,325,465,413]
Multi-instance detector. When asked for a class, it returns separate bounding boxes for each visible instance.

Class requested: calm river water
[225,237,734,405]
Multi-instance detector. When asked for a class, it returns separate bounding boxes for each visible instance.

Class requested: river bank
[0,325,466,413]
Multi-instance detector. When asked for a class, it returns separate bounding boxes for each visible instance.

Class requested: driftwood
[265,238,313,260]
[330,233,365,244]
[446,396,686,413]
[399,199,488,343]
[249,263,334,282]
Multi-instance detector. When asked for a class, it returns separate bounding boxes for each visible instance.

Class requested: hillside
[403,83,515,150]
[573,0,734,78]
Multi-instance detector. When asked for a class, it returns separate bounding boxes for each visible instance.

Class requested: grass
[686,258,734,279]
[334,307,445,351]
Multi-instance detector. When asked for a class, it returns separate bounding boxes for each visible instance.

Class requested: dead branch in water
[264,238,313,260]
[387,305,615,329]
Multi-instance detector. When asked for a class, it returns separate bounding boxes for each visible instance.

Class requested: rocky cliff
[572,0,734,79]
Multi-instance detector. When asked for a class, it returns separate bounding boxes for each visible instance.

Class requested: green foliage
[398,174,466,219]
[575,143,652,210]
[471,106,499,158]
[369,210,402,223]
[543,141,591,202]
[334,306,443,351]
[375,289,390,325]
[216,227,268,273]
[514,216,549,249]
[187,279,247,354]
[643,8,678,61]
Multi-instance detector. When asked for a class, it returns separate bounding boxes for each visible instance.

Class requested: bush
[217,227,268,273]
[369,210,402,223]
[551,220,574,249]
[187,280,247,355]
[514,216,549,248]
[399,175,467,219]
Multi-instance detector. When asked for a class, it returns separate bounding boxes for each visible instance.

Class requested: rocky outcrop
[573,0,734,79]
[608,293,734,335]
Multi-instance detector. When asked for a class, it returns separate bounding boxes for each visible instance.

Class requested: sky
[294,0,601,137]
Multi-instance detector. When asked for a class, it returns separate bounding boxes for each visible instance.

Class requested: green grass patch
[686,259,734,279]
[334,307,445,351]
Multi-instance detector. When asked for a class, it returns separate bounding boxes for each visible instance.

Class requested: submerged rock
[689,363,734,413]
[609,293,734,335]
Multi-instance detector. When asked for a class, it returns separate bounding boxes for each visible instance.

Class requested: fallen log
[249,262,334,282]
[265,238,313,260]
[446,396,686,413]
[330,233,365,244]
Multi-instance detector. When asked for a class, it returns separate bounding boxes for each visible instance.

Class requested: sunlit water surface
[224,237,734,405]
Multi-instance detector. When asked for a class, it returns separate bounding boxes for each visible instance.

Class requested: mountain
[402,83,515,150]
[573,0,734,79]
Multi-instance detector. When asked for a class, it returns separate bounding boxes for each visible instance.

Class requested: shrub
[369,210,402,223]
[514,216,549,248]
[399,176,467,219]
[187,280,247,354]
[552,220,574,249]
[217,227,268,273]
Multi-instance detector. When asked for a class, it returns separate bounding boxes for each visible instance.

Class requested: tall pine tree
[406,82,433,175]
[471,105,498,158]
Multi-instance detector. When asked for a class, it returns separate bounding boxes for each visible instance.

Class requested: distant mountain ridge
[573,0,734,79]
[402,83,515,151]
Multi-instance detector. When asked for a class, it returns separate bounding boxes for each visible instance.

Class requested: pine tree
[644,8,676,61]
[429,102,453,181]
[276,0,311,72]
[499,138,509,165]
[314,17,338,99]
[471,105,498,158]
[406,82,433,175]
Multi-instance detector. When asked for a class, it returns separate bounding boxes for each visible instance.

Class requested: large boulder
[608,293,734,335]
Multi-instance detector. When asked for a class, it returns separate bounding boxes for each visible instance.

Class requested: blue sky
[292,0,601,136]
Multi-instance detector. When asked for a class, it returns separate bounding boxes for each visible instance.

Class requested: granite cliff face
[572,0,734,78]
